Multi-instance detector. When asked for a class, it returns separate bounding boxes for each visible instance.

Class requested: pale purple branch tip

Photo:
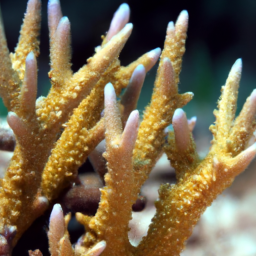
[172,108,191,152]
[229,142,256,174]
[104,83,116,109]
[7,112,28,139]
[167,21,175,34]
[53,16,71,69]
[106,3,130,42]
[175,10,189,28]
[56,16,70,43]
[22,52,37,110]
[104,83,123,141]
[160,57,176,95]
[49,204,65,238]
[48,0,63,41]
[146,48,161,70]
[121,110,139,152]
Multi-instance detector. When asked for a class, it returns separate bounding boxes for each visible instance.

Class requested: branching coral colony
[0,0,256,255]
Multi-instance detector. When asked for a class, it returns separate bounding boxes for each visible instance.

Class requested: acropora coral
[0,0,255,255]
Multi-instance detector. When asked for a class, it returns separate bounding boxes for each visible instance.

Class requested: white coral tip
[173,108,191,152]
[104,83,116,108]
[176,10,189,24]
[231,58,242,77]
[107,3,130,41]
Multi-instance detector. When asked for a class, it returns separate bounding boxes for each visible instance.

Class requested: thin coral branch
[164,108,199,181]
[48,0,63,48]
[10,0,41,81]
[41,115,104,201]
[212,58,242,145]
[49,16,72,83]
[133,56,193,193]
[77,83,139,255]
[172,109,192,152]
[48,204,65,256]
[20,52,37,114]
[0,15,20,111]
[161,10,188,85]
[106,3,130,42]
[47,204,74,256]
[89,64,145,183]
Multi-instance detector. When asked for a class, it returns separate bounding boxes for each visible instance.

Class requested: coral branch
[10,0,41,81]
[37,23,133,127]
[212,58,242,145]
[20,52,37,114]
[78,83,139,255]
[0,18,20,111]
[227,89,256,155]
[47,204,74,256]
[164,109,199,181]
[48,204,65,256]
[48,0,63,47]
[49,16,72,83]
[172,109,191,152]
[106,3,130,42]
[133,56,193,192]
[161,10,188,85]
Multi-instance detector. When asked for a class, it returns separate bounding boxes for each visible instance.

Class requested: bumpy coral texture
[0,0,256,256]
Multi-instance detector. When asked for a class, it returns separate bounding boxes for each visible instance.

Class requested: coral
[0,0,255,255]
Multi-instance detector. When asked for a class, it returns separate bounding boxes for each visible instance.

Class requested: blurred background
[1,0,256,255]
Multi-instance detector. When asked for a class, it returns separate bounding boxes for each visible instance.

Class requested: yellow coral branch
[164,109,199,182]
[37,24,133,128]
[0,16,20,112]
[161,10,188,85]
[79,83,139,255]
[133,57,193,192]
[10,0,41,81]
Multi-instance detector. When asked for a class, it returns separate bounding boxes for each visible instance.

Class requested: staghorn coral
[0,0,255,255]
